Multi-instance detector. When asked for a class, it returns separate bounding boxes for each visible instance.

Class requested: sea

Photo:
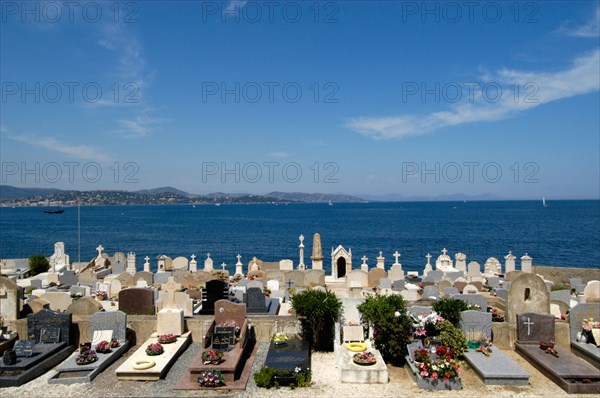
[1,200,598,274]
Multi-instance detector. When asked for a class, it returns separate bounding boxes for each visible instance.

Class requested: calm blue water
[1,201,598,274]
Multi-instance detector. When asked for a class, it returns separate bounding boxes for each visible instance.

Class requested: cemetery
[0,239,599,396]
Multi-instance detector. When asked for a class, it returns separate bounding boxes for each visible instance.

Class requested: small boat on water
[543,197,548,208]
[328,200,333,206]
[43,209,64,214]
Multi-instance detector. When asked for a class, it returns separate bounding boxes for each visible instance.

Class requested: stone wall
[533,265,600,285]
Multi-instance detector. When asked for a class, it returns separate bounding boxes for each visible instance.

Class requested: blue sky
[1,0,599,199]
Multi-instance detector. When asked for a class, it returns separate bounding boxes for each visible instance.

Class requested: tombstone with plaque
[0,309,75,387]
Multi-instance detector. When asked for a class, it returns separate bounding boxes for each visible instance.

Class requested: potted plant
[202,349,224,365]
[145,343,164,356]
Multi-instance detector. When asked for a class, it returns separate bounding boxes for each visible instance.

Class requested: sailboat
[542,197,548,208]
[328,200,333,206]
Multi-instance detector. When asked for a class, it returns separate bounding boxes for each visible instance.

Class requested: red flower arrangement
[94,340,111,354]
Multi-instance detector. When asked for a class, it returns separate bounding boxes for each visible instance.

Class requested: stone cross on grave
[393,251,401,264]
[236,254,242,264]
[442,248,448,256]
[286,279,294,289]
[162,276,181,310]
[221,262,227,271]
[191,254,196,261]
[524,317,534,336]
[96,245,104,258]
[361,255,368,265]
[144,256,150,262]
[426,253,432,264]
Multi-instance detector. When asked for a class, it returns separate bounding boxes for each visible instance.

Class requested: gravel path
[3,342,599,398]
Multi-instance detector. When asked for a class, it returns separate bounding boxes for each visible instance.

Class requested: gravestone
[59,271,77,286]
[516,312,554,343]
[116,272,134,288]
[496,288,508,301]
[422,285,439,299]
[454,294,487,310]
[583,281,600,302]
[200,279,229,315]
[388,264,404,282]
[118,288,154,315]
[424,270,443,283]
[66,296,103,316]
[0,276,19,320]
[77,270,97,286]
[27,309,72,346]
[111,262,125,275]
[487,276,500,289]
[30,279,42,289]
[267,280,280,291]
[69,285,90,297]
[172,256,189,270]
[407,306,433,318]
[109,279,122,296]
[460,310,492,342]
[245,287,267,313]
[247,280,264,290]
[264,339,311,387]
[569,303,600,342]
[379,278,392,289]
[467,261,481,278]
[266,270,287,287]
[506,273,550,325]
[90,310,127,342]
[304,269,325,287]
[463,284,479,294]
[438,280,452,294]
[483,257,502,276]
[346,269,368,289]
[279,259,293,271]
[154,271,172,285]
[444,287,459,296]
[134,271,153,286]
[550,290,571,307]
[392,280,405,291]
[40,292,72,312]
[286,270,305,288]
[368,268,387,288]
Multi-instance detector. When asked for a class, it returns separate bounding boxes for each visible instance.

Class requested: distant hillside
[135,186,193,197]
[0,185,64,200]
[265,191,366,203]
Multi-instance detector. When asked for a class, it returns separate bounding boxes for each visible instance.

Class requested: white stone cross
[144,256,150,262]
[299,234,304,246]
[426,253,432,264]
[191,254,196,261]
[221,262,227,271]
[236,254,242,264]
[162,276,181,310]
[524,317,534,336]
[393,251,401,264]
[206,253,211,259]
[96,245,104,257]
[378,251,383,258]
[361,255,368,265]
[441,248,448,256]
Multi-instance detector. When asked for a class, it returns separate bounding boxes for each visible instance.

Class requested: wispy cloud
[115,108,164,138]
[1,126,112,163]
[345,49,600,139]
[556,6,600,38]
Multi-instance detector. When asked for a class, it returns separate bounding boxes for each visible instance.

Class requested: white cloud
[1,126,112,163]
[556,7,600,38]
[114,107,164,138]
[345,49,600,140]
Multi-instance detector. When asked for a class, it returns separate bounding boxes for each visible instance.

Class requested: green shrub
[435,320,468,357]
[357,294,413,366]
[29,254,49,276]
[291,288,342,351]
[551,283,567,291]
[254,367,276,388]
[432,297,468,326]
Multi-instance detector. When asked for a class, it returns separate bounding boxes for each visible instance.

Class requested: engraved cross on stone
[162,276,181,310]
[361,255,368,265]
[286,279,294,289]
[393,251,401,264]
[524,317,534,336]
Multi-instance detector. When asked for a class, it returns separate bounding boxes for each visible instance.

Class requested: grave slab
[336,342,388,383]
[463,348,529,385]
